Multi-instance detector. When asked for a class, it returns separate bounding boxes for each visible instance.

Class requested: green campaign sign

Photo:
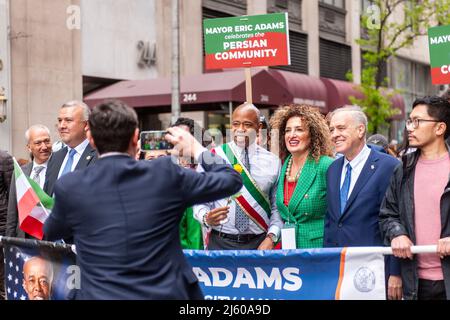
[428,24,450,85]
[203,13,290,69]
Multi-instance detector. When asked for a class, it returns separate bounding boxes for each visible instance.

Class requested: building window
[391,57,437,113]
[202,0,247,17]
[360,0,373,13]
[267,0,302,31]
[271,31,308,74]
[320,0,345,9]
[275,0,288,9]
[319,38,352,80]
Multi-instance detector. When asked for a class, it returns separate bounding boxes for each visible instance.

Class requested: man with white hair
[324,105,402,300]
[44,100,97,197]
[6,124,52,238]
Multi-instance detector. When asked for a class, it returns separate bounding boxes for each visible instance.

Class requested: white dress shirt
[57,139,90,179]
[193,141,283,238]
[31,160,49,189]
[340,144,371,198]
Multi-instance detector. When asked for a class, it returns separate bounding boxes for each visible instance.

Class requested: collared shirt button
[304,212,309,216]
[304,194,309,199]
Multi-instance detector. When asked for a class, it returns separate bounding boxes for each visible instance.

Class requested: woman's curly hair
[270,104,333,162]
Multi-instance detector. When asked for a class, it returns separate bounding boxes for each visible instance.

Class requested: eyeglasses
[406,118,441,129]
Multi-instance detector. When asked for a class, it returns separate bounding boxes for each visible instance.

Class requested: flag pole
[245,67,252,104]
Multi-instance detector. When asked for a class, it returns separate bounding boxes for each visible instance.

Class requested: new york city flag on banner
[185,247,386,300]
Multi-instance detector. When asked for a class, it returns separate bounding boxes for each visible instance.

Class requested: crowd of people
[0,95,449,300]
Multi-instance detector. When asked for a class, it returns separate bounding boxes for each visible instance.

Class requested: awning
[321,77,405,120]
[84,68,292,109]
[85,70,405,121]
[268,69,328,112]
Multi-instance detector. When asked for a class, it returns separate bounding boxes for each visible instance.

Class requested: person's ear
[436,122,447,137]
[86,129,97,150]
[358,124,366,139]
[257,122,263,136]
[132,128,139,146]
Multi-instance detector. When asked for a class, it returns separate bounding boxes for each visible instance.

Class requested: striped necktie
[31,165,45,186]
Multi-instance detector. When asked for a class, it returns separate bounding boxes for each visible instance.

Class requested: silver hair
[25,124,51,143]
[330,105,368,130]
[61,100,91,121]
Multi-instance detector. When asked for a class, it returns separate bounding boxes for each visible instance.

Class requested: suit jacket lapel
[47,147,67,181]
[43,147,67,195]
[288,157,317,213]
[276,157,295,223]
[75,143,97,170]
[342,150,379,216]
[331,157,344,218]
[24,163,33,176]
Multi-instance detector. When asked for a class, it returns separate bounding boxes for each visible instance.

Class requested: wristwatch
[266,232,278,243]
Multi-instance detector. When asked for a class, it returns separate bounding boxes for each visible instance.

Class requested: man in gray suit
[6,125,52,238]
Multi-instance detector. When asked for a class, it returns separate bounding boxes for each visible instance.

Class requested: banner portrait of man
[22,256,54,300]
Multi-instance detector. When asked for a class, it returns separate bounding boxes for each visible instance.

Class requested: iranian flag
[14,158,54,240]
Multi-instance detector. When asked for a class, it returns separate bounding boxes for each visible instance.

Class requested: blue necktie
[340,163,352,214]
[60,148,77,177]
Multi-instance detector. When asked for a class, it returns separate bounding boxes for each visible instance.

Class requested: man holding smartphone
[43,100,243,300]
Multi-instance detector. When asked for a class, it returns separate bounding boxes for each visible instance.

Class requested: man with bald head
[44,100,97,197]
[22,256,54,300]
[7,124,52,239]
[194,102,283,250]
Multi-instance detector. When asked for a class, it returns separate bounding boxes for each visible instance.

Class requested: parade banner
[6,237,421,300]
[2,237,77,300]
[185,247,386,300]
[428,24,450,84]
[204,13,290,69]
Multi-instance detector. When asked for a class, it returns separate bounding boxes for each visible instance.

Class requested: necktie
[235,147,250,232]
[31,166,45,186]
[61,148,77,177]
[340,163,352,214]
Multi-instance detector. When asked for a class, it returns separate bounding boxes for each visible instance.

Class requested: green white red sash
[214,143,271,232]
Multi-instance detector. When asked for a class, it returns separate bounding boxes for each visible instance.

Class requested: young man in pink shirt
[380,96,450,300]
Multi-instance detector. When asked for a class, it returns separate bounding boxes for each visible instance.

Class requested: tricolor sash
[213,143,271,232]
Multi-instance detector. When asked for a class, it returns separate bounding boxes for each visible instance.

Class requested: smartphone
[140,130,174,151]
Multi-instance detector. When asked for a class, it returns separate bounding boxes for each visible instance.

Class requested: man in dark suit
[7,125,52,238]
[44,100,97,196]
[43,100,243,300]
[324,106,401,300]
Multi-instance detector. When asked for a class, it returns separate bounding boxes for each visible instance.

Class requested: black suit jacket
[44,143,97,196]
[44,152,242,300]
[6,163,33,238]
